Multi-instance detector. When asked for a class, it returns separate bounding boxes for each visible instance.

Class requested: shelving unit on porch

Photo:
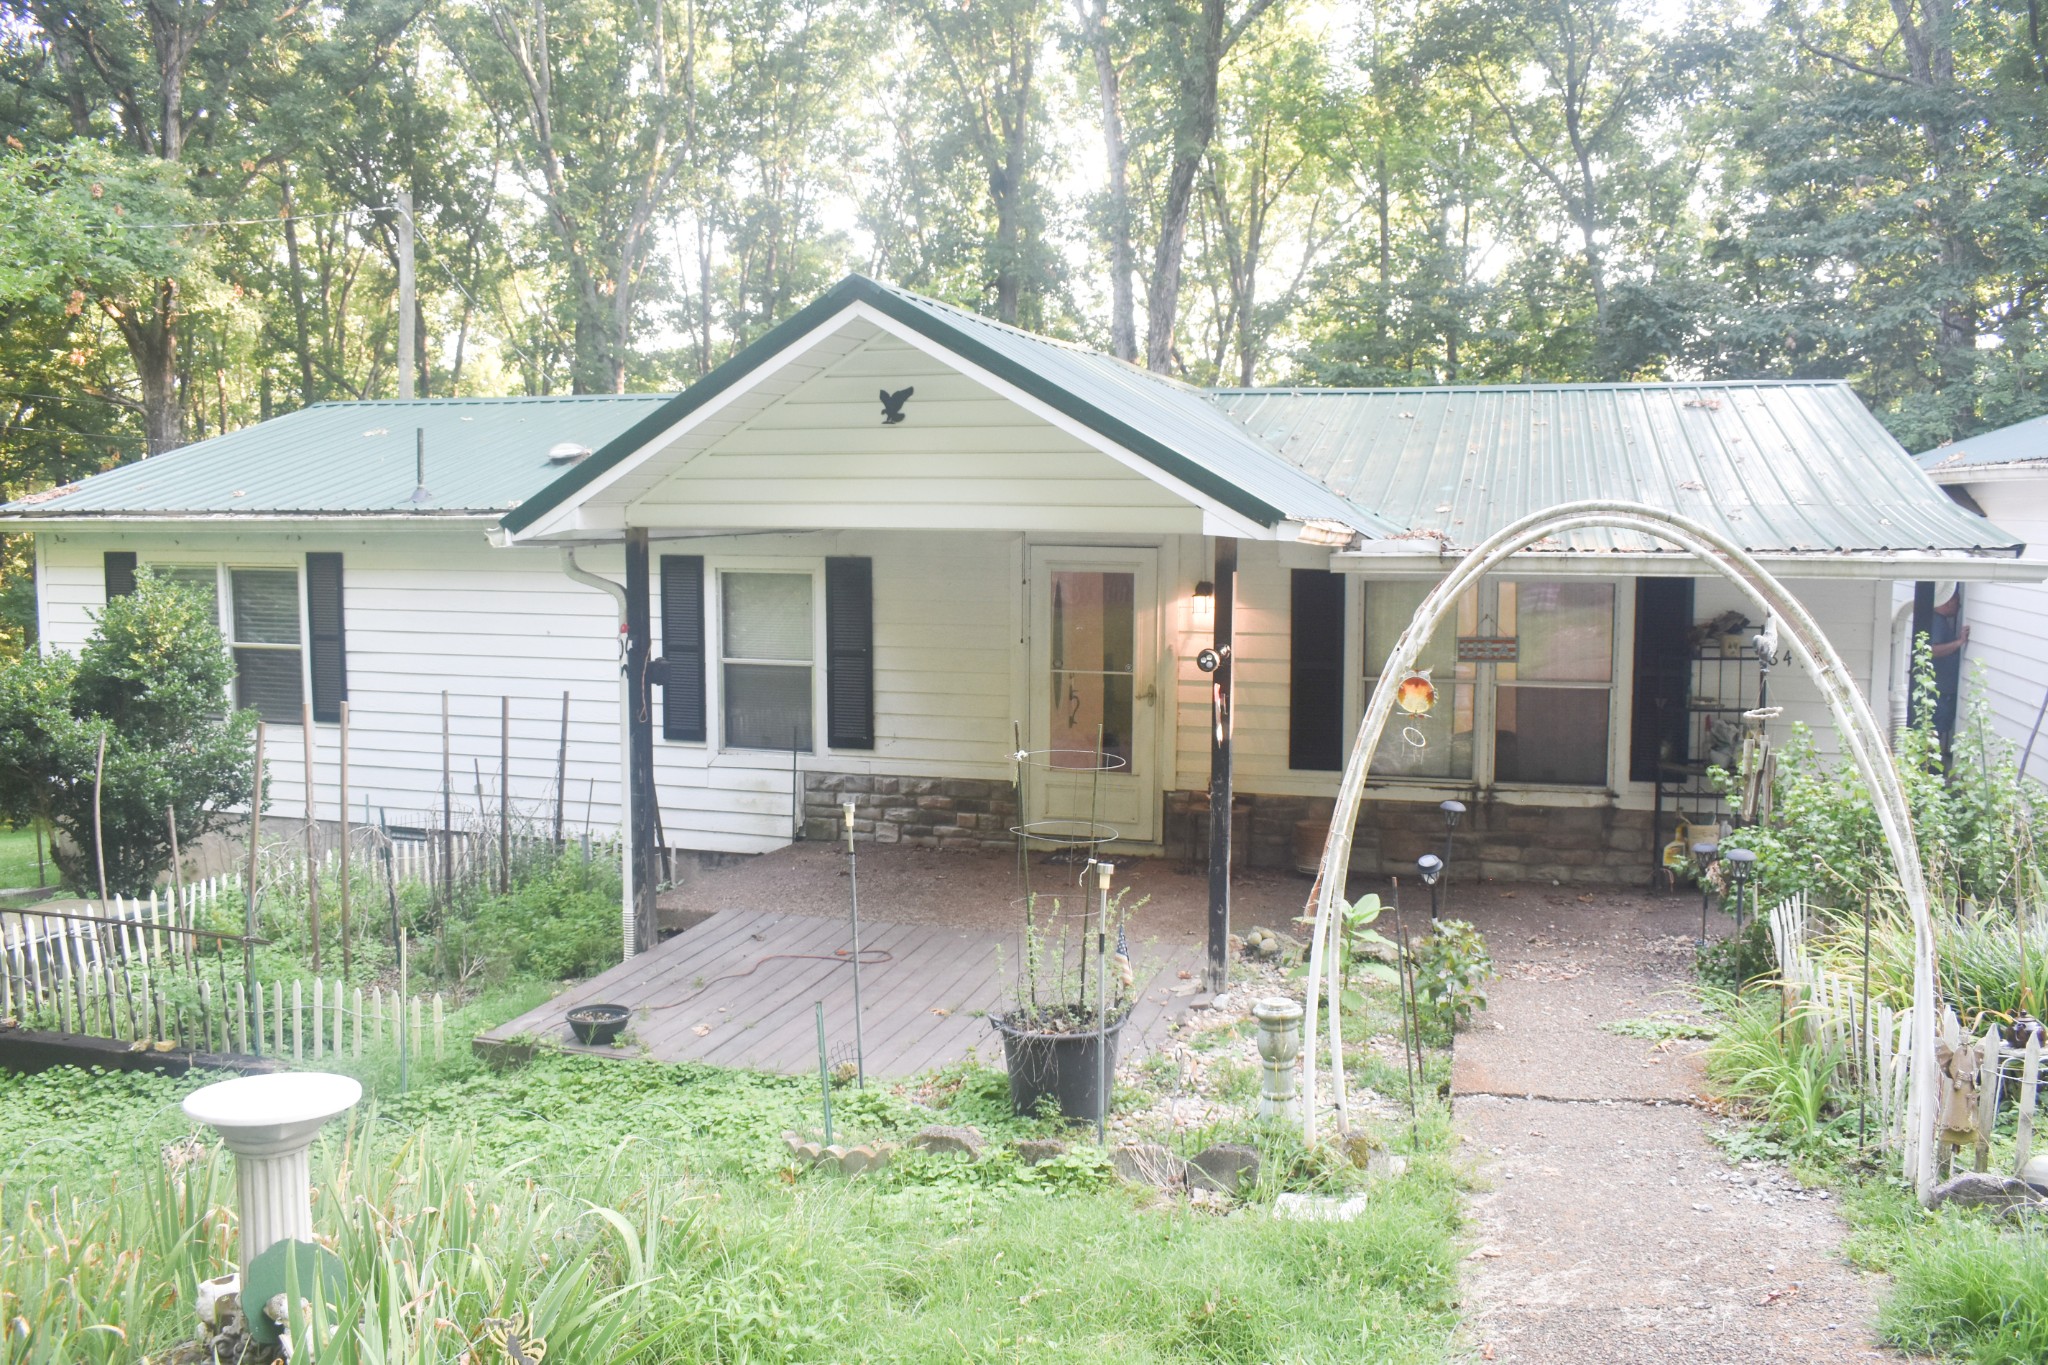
[1649,643,1759,881]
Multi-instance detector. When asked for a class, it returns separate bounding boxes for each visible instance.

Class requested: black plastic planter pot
[992,1011,1129,1121]
[566,1004,630,1046]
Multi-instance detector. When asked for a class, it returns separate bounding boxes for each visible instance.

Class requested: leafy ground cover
[4,929,1474,1365]
[1,1039,1464,1364]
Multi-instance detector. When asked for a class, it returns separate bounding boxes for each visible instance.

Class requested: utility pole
[396,187,416,400]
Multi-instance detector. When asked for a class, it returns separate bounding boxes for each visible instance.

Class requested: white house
[1919,412,2048,773]
[5,276,2032,977]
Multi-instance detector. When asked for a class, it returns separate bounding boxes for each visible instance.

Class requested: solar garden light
[1692,841,1720,944]
[1725,847,1758,943]
[1438,800,1465,912]
[842,800,866,1088]
[1417,853,1444,923]
[1253,996,1304,1122]
[181,1072,361,1264]
[1094,859,1115,1145]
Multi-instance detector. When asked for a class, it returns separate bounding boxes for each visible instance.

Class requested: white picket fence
[1,878,446,1065]
[1767,893,2044,1174]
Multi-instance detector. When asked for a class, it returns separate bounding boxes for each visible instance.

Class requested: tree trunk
[280,175,317,406]
[1078,0,1137,361]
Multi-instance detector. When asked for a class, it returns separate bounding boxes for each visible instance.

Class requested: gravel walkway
[1449,884,1896,1364]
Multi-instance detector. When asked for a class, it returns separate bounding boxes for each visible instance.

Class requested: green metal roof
[0,395,673,519]
[1919,412,2048,475]
[1214,383,2019,556]
[501,275,1399,537]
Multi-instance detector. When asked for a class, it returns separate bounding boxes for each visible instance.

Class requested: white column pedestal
[182,1072,362,1264]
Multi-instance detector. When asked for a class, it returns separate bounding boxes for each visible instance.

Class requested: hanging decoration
[1394,669,1437,748]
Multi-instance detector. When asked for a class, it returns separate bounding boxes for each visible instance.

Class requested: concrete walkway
[1448,884,1894,1364]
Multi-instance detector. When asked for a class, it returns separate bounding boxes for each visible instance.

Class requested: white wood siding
[630,332,1204,533]
[1945,480,2048,776]
[34,526,1034,856]
[1163,541,1888,807]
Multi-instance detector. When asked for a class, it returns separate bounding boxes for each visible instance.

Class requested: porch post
[624,528,659,955]
[1207,537,1237,994]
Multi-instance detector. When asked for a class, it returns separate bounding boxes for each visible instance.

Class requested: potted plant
[991,877,1143,1122]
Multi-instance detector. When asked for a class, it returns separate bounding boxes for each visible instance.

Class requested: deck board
[479,907,1205,1078]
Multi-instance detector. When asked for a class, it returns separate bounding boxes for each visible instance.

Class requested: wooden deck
[478,908,1207,1077]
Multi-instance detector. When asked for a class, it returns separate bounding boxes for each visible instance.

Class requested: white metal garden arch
[1302,500,1942,1203]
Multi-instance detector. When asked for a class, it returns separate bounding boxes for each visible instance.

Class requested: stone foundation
[800,772,1018,850]
[1165,790,1657,888]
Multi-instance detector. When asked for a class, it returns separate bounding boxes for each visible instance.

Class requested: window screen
[1494,582,1614,785]
[229,568,303,724]
[1361,580,1477,780]
[150,565,221,629]
[722,572,813,750]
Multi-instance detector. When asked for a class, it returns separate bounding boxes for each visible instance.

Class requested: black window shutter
[660,555,706,742]
[306,553,347,724]
[825,556,875,750]
[104,551,137,599]
[1289,569,1347,771]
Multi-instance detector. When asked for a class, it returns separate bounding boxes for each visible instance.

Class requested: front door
[1026,547,1159,845]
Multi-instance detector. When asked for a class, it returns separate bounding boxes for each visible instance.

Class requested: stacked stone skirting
[800,772,1017,850]
[795,770,1653,885]
[1165,790,1656,887]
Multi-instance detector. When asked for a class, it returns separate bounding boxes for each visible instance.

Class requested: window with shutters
[228,568,304,724]
[720,571,815,751]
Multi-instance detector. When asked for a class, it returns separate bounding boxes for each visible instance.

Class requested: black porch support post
[624,528,659,954]
[1206,537,1237,994]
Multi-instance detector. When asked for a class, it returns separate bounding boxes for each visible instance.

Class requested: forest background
[0,0,2042,656]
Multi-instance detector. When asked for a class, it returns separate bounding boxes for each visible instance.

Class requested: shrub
[446,849,623,981]
[0,569,255,895]
[1413,918,1491,1035]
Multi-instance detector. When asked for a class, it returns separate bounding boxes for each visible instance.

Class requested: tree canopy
[0,0,2041,647]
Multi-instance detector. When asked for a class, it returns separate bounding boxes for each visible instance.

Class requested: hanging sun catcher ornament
[1394,668,1437,748]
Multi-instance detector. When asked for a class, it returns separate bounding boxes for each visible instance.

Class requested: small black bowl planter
[992,1009,1130,1121]
[566,1004,631,1046]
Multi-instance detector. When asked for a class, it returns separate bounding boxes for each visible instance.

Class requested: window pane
[1362,580,1476,780]
[1050,668,1134,770]
[149,565,220,626]
[235,647,303,724]
[1049,570,1135,770]
[1500,582,1613,683]
[724,663,812,750]
[724,573,813,661]
[1362,580,1474,681]
[231,569,300,645]
[1496,687,1609,784]
[1051,571,1134,674]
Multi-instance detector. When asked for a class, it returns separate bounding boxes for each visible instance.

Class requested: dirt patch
[1451,886,1897,1363]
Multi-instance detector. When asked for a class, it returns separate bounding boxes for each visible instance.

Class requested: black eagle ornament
[879,386,914,424]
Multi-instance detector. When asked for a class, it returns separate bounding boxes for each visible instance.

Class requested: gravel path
[1450,884,1895,1364]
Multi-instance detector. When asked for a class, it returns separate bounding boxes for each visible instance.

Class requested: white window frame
[706,557,826,760]
[1354,574,1630,793]
[144,558,310,726]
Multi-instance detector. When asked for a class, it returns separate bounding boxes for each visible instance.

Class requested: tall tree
[909,0,1059,326]
[444,0,698,393]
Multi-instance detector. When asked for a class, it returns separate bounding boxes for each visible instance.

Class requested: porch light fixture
[1192,580,1215,628]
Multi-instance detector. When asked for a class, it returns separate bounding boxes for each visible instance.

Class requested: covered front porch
[475,843,1325,1075]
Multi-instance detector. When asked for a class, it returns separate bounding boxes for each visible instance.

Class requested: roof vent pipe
[410,427,432,503]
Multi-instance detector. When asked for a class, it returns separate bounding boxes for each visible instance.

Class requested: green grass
[0,824,49,891]
[1,1048,1465,1363]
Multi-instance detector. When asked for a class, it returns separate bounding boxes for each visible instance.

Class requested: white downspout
[1890,595,1915,747]
[562,548,636,961]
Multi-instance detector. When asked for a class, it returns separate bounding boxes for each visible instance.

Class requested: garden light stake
[843,801,866,1087]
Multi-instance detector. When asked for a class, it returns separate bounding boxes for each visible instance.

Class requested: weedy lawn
[1,1039,1465,1363]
